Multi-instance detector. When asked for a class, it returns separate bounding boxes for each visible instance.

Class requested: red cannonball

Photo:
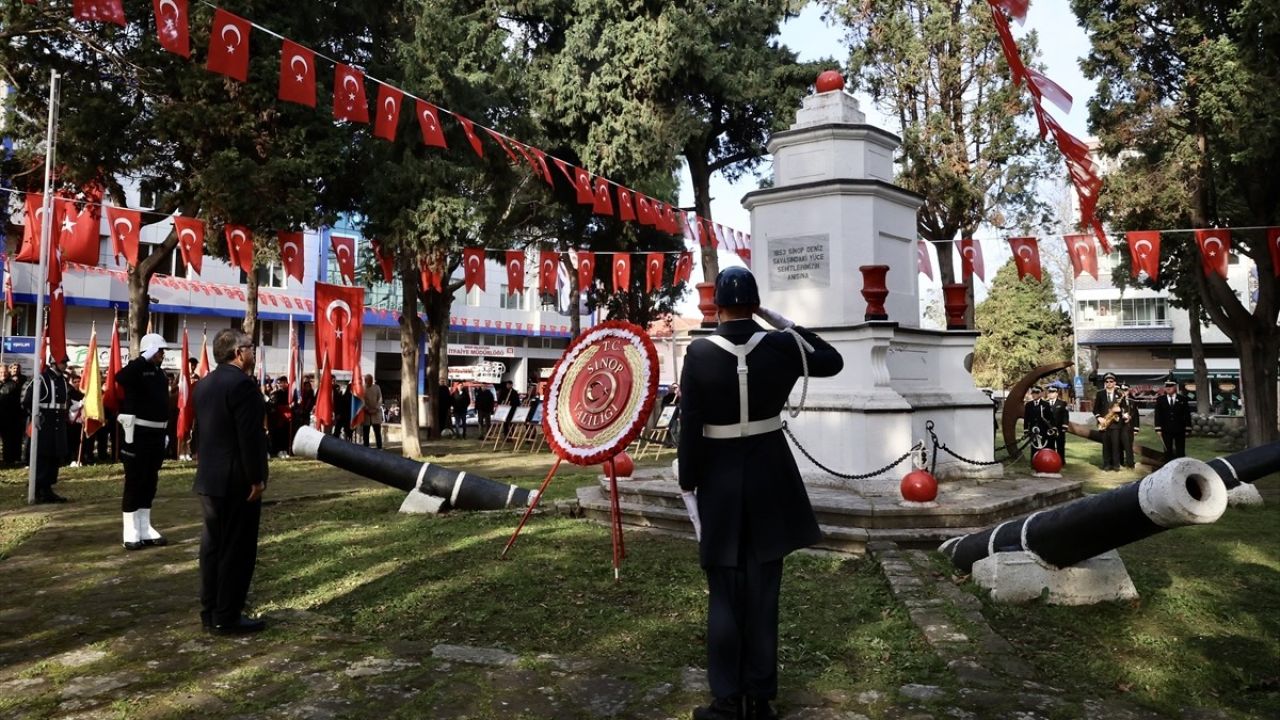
[815,70,845,93]
[900,469,938,503]
[609,451,635,478]
[1032,448,1063,474]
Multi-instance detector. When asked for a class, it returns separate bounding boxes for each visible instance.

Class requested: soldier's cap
[713,266,760,307]
[1031,386,1042,393]
[1164,380,1177,387]
[1103,373,1117,381]
[1046,386,1060,393]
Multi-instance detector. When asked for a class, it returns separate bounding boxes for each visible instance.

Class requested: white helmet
[140,333,168,360]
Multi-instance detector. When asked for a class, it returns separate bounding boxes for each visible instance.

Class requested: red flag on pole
[333,64,370,123]
[462,248,486,292]
[350,364,366,429]
[47,286,67,364]
[277,231,304,283]
[225,225,254,275]
[278,40,316,107]
[153,0,190,58]
[1008,236,1043,281]
[575,251,595,291]
[174,215,204,275]
[79,325,105,438]
[960,237,985,281]
[197,331,211,377]
[1063,234,1098,280]
[314,282,364,373]
[917,240,933,280]
[1125,231,1161,280]
[538,251,559,295]
[505,251,525,293]
[611,253,631,292]
[1193,228,1231,278]
[373,83,404,141]
[103,316,124,413]
[313,352,334,429]
[177,327,194,442]
[330,233,356,284]
[206,9,251,81]
[1267,227,1280,278]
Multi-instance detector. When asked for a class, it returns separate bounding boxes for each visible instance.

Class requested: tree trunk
[1237,329,1280,448]
[397,258,424,457]
[1187,296,1212,415]
[934,238,957,286]
[126,235,179,357]
[565,251,581,338]
[422,286,454,439]
[243,267,259,342]
[686,153,719,283]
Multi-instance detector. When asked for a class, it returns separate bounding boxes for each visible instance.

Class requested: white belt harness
[701,332,785,439]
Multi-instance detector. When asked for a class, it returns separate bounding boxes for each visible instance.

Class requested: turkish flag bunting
[277,231,305,283]
[416,100,448,148]
[18,194,58,263]
[645,253,663,293]
[1125,231,1161,280]
[917,240,934,280]
[960,237,985,281]
[989,0,1030,24]
[333,64,369,123]
[330,233,356,284]
[419,257,442,292]
[739,234,753,264]
[715,223,732,250]
[592,178,614,215]
[456,116,484,157]
[679,212,696,246]
[462,248,486,292]
[990,6,1026,86]
[58,199,100,266]
[1024,67,1072,114]
[538,251,559,295]
[105,205,141,267]
[505,251,525,293]
[1091,217,1112,255]
[701,217,719,249]
[552,158,576,191]
[314,282,364,373]
[373,84,404,141]
[660,204,677,234]
[483,129,519,164]
[223,225,253,274]
[1267,228,1280,278]
[47,285,67,364]
[174,216,204,275]
[73,0,125,26]
[635,196,654,226]
[206,9,251,82]
[528,148,554,185]
[575,251,595,290]
[611,253,631,293]
[1063,234,1098,280]
[674,251,693,285]
[313,352,333,428]
[612,187,634,222]
[152,0,189,57]
[1007,236,1042,281]
[574,168,595,206]
[278,40,316,107]
[369,238,395,283]
[1193,228,1231,278]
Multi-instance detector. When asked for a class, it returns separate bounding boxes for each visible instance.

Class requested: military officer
[21,354,83,503]
[116,333,173,549]
[1118,384,1140,468]
[678,267,844,720]
[1154,379,1192,459]
[1044,386,1069,462]
[1023,386,1050,445]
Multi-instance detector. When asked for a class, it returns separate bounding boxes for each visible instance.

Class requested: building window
[499,284,529,310]
[249,262,289,289]
[260,320,276,346]
[8,303,37,336]
[465,287,482,307]
[1077,297,1170,328]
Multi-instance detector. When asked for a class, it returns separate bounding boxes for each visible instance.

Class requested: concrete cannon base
[971,550,1138,606]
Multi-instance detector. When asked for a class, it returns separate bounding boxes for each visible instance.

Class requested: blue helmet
[714,266,760,307]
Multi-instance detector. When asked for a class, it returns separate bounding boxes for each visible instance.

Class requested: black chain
[926,420,1037,474]
[782,421,923,480]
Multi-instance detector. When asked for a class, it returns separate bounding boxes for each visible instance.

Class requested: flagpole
[27,71,60,505]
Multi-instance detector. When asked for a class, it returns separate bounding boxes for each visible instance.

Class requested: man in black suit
[193,329,269,635]
[22,355,83,503]
[1044,386,1069,462]
[1119,384,1140,468]
[1023,386,1049,445]
[1092,373,1128,471]
[1154,379,1192,459]
[474,384,495,436]
[678,267,844,720]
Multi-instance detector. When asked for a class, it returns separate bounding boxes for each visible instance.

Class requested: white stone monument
[741,75,999,488]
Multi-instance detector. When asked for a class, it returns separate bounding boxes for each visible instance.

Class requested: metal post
[27,71,60,505]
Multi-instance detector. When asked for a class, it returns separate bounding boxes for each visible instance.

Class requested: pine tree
[972,261,1072,389]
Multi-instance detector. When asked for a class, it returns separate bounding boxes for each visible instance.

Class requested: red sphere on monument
[900,469,938,503]
[816,70,845,93]
[1032,448,1063,474]
[609,451,635,478]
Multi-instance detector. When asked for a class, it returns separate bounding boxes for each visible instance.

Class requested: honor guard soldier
[22,354,83,503]
[1154,379,1192,459]
[117,333,173,549]
[678,267,844,720]
[1044,386,1069,462]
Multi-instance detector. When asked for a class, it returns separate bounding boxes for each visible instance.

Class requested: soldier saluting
[116,333,173,550]
[22,353,83,503]
[678,267,844,720]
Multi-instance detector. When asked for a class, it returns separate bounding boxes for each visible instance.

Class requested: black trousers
[2,427,23,465]
[705,548,784,701]
[1161,431,1186,459]
[198,492,262,625]
[1121,430,1135,467]
[361,423,382,449]
[1052,431,1066,461]
[121,442,163,512]
[35,451,59,495]
[1100,425,1123,468]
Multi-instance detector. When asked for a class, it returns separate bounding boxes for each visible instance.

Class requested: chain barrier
[782,421,923,480]
[925,420,1038,475]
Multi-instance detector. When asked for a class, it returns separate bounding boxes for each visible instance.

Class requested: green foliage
[972,260,1072,388]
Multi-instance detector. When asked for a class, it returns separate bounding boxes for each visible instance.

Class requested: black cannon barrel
[940,456,1230,573]
[1207,442,1279,489]
[292,426,536,511]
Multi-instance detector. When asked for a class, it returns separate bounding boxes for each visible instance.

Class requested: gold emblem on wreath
[556,344,645,448]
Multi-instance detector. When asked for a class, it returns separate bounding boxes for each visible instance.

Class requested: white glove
[757,307,794,329]
[680,491,702,542]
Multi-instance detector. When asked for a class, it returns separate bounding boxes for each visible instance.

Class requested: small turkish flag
[505,251,525,293]
[314,352,333,428]
[1007,236,1042,282]
[456,116,484,157]
[636,196,654,226]
[552,158,579,196]
[330,233,356,284]
[206,9,251,82]
[370,238,395,283]
[419,256,442,292]
[1267,228,1280,278]
[645,253,663,293]
[593,178,614,215]
[416,100,448,148]
[462,248,486,292]
[174,216,204,275]
[538,250,559,295]
[225,225,255,275]
[105,205,141,267]
[576,251,595,290]
[73,0,125,26]
[1193,228,1231,279]
[1063,234,1098,280]
[333,64,369,124]
[737,232,752,264]
[278,231,305,283]
[674,251,693,285]
[1025,67,1072,114]
[616,188,636,222]
[152,0,189,57]
[700,217,718,248]
[528,148,553,185]
[574,168,595,206]
[278,40,316,107]
[58,199,100,266]
[18,194,56,263]
[484,129,519,164]
[917,240,933,280]
[374,83,403,141]
[611,253,631,293]
[960,237,985,281]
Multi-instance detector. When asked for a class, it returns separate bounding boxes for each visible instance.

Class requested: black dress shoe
[141,536,168,547]
[745,698,778,720]
[35,492,69,504]
[123,540,145,551]
[200,612,212,631]
[211,617,267,635]
[692,695,742,720]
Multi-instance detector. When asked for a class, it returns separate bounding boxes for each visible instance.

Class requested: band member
[1092,373,1126,471]
[1153,379,1192,459]
[22,355,83,503]
[1119,384,1139,468]
[679,267,844,720]
[116,334,173,549]
[1023,386,1049,444]
[1044,386,1069,462]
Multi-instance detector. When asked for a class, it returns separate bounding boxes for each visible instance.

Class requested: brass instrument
[1097,403,1124,430]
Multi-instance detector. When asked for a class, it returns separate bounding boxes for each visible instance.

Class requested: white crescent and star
[60,216,76,234]
[290,54,309,82]
[325,299,352,337]
[113,217,134,238]
[421,107,438,130]
[220,23,241,53]
[383,96,397,121]
[178,227,198,251]
[1017,246,1034,260]
[1134,239,1153,256]
[1203,237,1224,256]
[282,240,299,262]
[159,0,179,20]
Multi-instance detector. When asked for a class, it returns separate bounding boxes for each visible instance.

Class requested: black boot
[692,695,742,720]
[744,697,778,720]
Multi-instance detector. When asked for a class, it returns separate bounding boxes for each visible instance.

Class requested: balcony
[1076,321,1174,345]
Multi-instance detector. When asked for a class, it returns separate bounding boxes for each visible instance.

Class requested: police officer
[678,267,844,720]
[116,333,172,549]
[22,354,83,503]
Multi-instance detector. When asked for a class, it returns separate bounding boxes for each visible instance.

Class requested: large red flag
[73,0,125,26]
[917,240,933,280]
[1193,228,1231,278]
[611,253,631,292]
[206,9,251,82]
[18,193,57,263]
[416,100,448,148]
[174,216,204,275]
[960,237,985,281]
[333,64,370,124]
[1125,231,1161,280]
[58,199,100,266]
[593,178,614,215]
[538,250,559,295]
[576,251,596,290]
[456,116,484,157]
[152,0,190,57]
[373,83,404,141]
[370,238,395,283]
[462,248,486,292]
[225,225,254,274]
[314,282,364,373]
[1008,236,1042,281]
[674,251,693,285]
[1267,228,1280,278]
[105,206,141,267]
[505,251,525,293]
[47,286,67,364]
[103,316,124,413]
[645,252,663,293]
[177,327,194,441]
[277,231,304,283]
[313,352,334,429]
[1063,234,1098,280]
[278,40,316,107]
[330,233,356,284]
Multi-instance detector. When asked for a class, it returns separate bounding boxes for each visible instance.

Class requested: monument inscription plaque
[768,234,831,290]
